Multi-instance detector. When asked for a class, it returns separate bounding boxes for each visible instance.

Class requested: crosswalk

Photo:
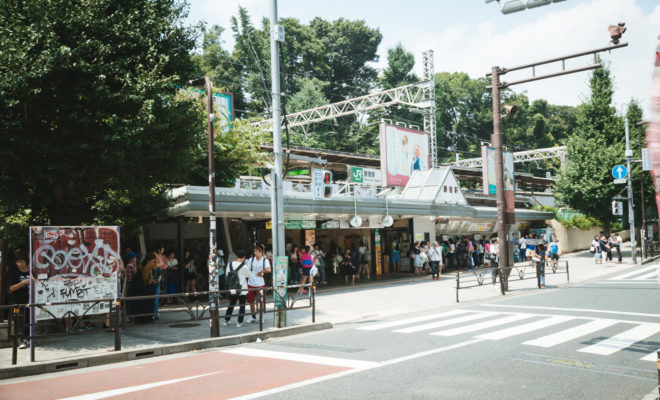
[605,264,659,283]
[358,309,660,362]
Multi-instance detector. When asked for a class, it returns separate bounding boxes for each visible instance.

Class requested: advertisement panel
[487,147,496,195]
[379,124,429,186]
[30,226,120,321]
[213,93,233,133]
[648,34,660,220]
[504,150,516,223]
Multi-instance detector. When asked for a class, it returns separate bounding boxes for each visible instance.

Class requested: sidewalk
[0,243,655,377]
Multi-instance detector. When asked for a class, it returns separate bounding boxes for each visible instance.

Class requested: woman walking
[591,236,602,264]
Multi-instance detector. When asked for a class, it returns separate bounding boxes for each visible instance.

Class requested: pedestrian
[490,238,500,285]
[412,242,423,276]
[312,243,327,284]
[600,234,610,263]
[448,239,456,271]
[124,252,139,322]
[340,248,358,285]
[391,239,401,272]
[8,251,30,349]
[549,236,560,268]
[246,245,270,323]
[534,243,547,287]
[183,250,197,296]
[166,251,180,304]
[526,234,536,262]
[138,252,158,323]
[223,248,252,327]
[350,244,361,279]
[358,241,371,280]
[605,234,613,262]
[289,245,300,284]
[519,234,527,261]
[298,246,314,294]
[613,233,623,263]
[591,236,602,264]
[466,237,475,270]
[428,241,443,280]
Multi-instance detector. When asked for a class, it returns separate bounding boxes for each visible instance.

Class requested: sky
[186,0,660,116]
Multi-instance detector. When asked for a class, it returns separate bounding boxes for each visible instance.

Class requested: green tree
[380,43,417,89]
[554,63,624,229]
[0,0,203,245]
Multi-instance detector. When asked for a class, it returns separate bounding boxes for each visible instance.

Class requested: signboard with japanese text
[348,166,382,186]
[30,226,120,321]
[273,256,289,307]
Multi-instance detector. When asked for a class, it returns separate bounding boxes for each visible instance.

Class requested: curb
[0,322,332,380]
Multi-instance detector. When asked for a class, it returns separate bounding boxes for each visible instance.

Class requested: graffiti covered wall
[30,226,120,321]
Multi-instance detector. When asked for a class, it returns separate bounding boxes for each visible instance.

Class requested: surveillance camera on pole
[608,22,626,45]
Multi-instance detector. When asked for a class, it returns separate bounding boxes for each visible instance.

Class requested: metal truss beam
[422,50,437,168]
[254,81,434,130]
[452,146,566,168]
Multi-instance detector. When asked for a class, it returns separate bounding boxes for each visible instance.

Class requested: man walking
[224,249,252,328]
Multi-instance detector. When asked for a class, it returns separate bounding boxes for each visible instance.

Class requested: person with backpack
[246,245,270,323]
[223,248,252,328]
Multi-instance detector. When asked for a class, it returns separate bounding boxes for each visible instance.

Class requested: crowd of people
[590,232,623,264]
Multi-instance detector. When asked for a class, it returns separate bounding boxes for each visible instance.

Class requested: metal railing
[455,260,569,302]
[3,283,316,365]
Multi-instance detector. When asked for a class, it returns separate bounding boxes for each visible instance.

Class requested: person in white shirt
[428,241,443,280]
[245,245,271,323]
[223,248,253,327]
[613,232,623,263]
[490,238,500,285]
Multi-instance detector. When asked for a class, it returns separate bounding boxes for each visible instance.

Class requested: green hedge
[532,206,601,230]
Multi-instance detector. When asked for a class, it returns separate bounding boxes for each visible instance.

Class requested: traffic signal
[322,170,333,198]
[608,22,626,45]
[611,201,623,216]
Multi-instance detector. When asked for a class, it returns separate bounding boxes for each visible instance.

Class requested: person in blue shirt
[549,236,560,264]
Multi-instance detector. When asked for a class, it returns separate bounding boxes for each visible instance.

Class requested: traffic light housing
[612,201,623,216]
[322,170,333,199]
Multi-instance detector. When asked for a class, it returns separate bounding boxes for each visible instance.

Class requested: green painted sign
[351,167,364,183]
[288,168,310,176]
[284,220,316,229]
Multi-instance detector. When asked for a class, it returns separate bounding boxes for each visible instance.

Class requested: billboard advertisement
[379,123,430,186]
[30,226,120,321]
[504,150,516,223]
[648,34,660,220]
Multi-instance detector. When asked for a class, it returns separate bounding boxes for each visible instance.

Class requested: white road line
[641,351,660,361]
[481,304,660,319]
[431,314,535,337]
[607,265,657,280]
[475,316,574,341]
[392,312,497,334]
[578,323,660,356]
[522,319,620,348]
[223,348,378,369]
[636,271,659,280]
[57,372,220,400]
[357,309,468,331]
[226,338,484,400]
[598,281,659,284]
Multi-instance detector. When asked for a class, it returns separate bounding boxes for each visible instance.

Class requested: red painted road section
[0,351,350,400]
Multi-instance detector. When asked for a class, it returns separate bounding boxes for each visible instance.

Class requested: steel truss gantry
[452,146,567,168]
[254,51,438,167]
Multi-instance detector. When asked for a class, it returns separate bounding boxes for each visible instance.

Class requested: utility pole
[625,118,637,263]
[487,41,628,292]
[269,0,286,328]
[637,121,647,258]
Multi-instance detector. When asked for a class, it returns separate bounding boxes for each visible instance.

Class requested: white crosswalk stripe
[606,265,658,281]
[431,313,535,337]
[393,312,496,334]
[578,323,660,356]
[359,310,660,361]
[522,319,619,348]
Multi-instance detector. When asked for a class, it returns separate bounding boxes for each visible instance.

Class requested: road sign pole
[625,119,636,264]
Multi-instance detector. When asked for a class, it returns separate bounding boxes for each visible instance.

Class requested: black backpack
[225,260,246,291]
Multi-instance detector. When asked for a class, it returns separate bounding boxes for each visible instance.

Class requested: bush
[532,206,600,230]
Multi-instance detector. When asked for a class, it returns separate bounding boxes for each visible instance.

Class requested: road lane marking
[640,351,659,361]
[223,348,378,369]
[392,312,497,333]
[522,319,620,348]
[607,265,657,280]
[357,309,468,331]
[431,313,535,336]
[475,316,574,341]
[56,372,221,400]
[226,338,484,400]
[578,323,660,356]
[481,304,660,319]
[635,271,659,280]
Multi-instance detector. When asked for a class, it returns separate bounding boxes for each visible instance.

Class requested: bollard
[566,261,570,282]
[536,262,541,289]
[11,306,18,365]
[456,272,460,303]
[114,300,121,351]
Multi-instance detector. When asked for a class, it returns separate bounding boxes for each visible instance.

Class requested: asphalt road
[1,264,658,400]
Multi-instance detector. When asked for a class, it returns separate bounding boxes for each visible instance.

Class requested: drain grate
[512,352,657,381]
[272,341,366,353]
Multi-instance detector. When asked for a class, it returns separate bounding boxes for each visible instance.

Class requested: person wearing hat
[428,241,443,280]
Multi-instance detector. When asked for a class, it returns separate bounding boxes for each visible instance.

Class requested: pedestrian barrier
[2,283,316,365]
[455,260,569,302]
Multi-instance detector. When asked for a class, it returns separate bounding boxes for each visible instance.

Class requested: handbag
[310,265,318,276]
[364,252,371,262]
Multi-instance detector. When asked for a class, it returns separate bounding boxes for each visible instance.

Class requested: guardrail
[455,260,569,302]
[3,283,316,365]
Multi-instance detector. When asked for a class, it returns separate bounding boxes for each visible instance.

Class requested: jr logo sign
[352,167,364,183]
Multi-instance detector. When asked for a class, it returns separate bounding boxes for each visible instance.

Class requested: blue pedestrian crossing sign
[612,165,628,179]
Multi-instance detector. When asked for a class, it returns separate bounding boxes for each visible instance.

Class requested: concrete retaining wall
[547,219,630,253]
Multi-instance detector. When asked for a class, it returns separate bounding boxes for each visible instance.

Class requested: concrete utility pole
[637,120,648,258]
[625,118,637,263]
[487,41,628,292]
[269,0,286,328]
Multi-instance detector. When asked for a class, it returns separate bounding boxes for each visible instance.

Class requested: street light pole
[625,118,637,264]
[637,121,647,258]
[270,0,286,328]
[189,76,219,337]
